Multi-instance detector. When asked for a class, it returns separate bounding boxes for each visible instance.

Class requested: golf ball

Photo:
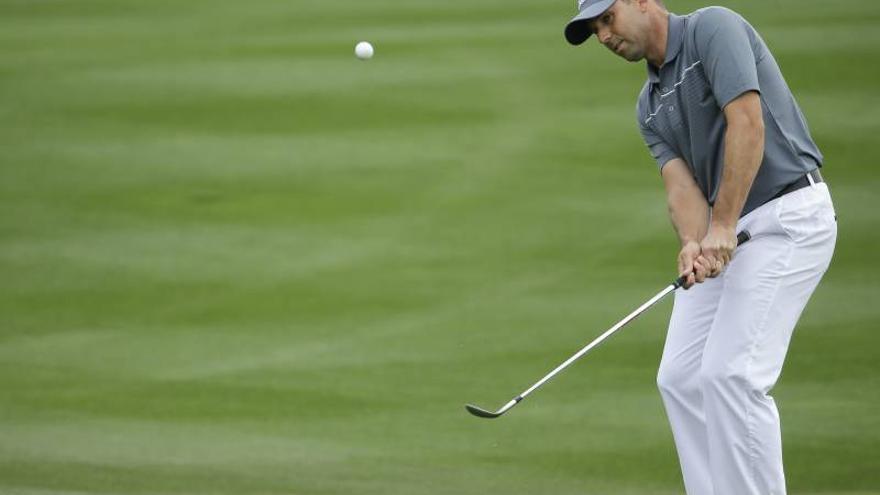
[355,41,374,60]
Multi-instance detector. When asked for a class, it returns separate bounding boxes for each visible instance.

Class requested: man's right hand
[677,240,708,289]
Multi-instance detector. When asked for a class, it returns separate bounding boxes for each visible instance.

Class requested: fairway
[1,0,879,493]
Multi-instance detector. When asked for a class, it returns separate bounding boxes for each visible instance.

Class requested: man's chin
[620,51,644,62]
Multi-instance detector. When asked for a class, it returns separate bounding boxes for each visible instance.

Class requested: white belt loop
[807,170,816,187]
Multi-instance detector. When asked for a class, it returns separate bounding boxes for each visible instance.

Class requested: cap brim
[564,0,616,45]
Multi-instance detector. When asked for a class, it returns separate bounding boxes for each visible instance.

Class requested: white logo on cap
[578,0,588,8]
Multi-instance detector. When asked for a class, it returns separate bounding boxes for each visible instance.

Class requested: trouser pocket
[776,185,836,244]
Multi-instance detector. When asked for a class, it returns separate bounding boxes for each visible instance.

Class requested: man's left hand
[696,224,737,278]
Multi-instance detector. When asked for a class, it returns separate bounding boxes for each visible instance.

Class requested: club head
[465,403,503,419]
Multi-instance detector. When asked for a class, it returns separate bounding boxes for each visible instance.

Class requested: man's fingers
[700,249,728,278]
[706,242,733,267]
[696,256,711,270]
[677,240,703,289]
[706,249,731,277]
[679,272,696,290]
[718,249,731,267]
[679,251,696,273]
[701,256,726,279]
[693,257,709,283]
[678,262,692,278]
[695,227,737,281]
[708,260,723,278]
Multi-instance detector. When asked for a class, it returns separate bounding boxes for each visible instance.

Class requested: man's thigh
[704,184,837,386]
[661,276,725,376]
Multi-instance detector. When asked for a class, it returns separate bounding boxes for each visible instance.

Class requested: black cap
[565,0,616,45]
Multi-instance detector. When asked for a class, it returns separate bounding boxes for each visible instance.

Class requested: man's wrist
[709,219,737,232]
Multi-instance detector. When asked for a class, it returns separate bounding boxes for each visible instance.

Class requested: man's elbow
[725,92,765,143]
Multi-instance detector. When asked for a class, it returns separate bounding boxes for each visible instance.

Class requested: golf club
[465,230,752,419]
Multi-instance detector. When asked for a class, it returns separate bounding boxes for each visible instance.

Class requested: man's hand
[697,224,737,278]
[677,240,707,289]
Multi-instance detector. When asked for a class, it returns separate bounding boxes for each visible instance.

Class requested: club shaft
[469,230,751,418]
[514,283,677,402]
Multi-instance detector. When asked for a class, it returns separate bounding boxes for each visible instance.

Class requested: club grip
[672,230,751,289]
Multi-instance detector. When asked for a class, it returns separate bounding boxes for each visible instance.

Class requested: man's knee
[699,361,758,399]
[657,358,699,399]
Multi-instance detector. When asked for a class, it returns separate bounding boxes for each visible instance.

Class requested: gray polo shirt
[636,7,823,217]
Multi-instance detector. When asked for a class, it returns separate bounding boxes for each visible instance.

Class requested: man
[564,1,837,494]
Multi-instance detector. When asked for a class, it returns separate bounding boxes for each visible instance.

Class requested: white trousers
[657,182,837,495]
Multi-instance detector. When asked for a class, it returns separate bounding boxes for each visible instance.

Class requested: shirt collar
[646,13,685,83]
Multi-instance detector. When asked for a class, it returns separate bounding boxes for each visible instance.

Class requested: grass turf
[1,0,879,493]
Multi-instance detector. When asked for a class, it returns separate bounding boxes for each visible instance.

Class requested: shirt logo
[644,61,702,124]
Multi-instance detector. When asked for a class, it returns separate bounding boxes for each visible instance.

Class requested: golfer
[564,1,837,493]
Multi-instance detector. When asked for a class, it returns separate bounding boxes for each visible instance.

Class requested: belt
[771,168,824,202]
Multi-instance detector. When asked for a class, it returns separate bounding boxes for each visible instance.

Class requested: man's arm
[661,158,710,289]
[699,90,765,275]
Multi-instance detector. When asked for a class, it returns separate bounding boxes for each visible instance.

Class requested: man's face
[589,0,649,62]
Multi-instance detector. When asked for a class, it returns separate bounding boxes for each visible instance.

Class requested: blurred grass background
[1,0,878,493]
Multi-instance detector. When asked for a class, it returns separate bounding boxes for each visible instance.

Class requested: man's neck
[646,11,670,68]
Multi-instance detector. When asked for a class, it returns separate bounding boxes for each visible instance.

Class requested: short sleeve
[694,8,760,109]
[638,118,680,171]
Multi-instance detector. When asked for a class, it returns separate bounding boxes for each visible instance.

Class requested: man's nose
[596,25,612,44]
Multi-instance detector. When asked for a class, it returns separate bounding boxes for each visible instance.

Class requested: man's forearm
[661,159,711,288]
[668,183,710,246]
[712,93,765,228]
[662,159,711,246]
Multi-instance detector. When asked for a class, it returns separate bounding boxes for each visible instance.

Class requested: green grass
[1,0,879,493]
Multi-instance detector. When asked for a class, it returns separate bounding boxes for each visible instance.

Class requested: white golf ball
[355,41,374,60]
